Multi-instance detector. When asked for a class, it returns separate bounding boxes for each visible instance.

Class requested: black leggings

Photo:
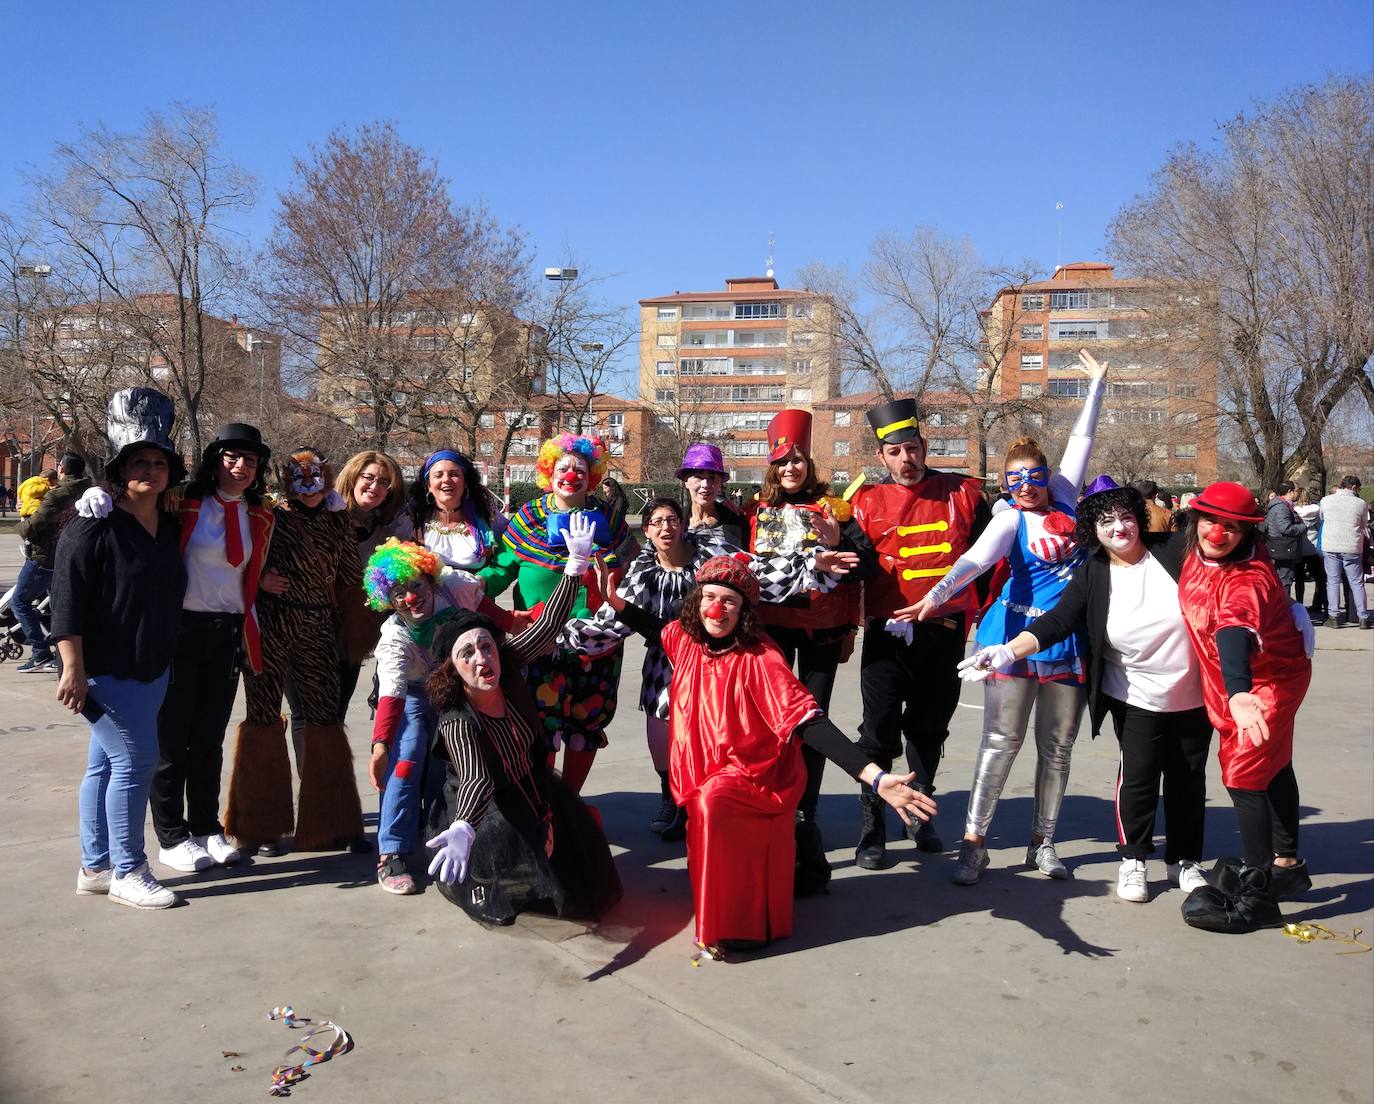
[764,624,843,819]
[1226,763,1300,868]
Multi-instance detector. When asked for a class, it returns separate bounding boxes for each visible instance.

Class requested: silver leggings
[964,676,1086,842]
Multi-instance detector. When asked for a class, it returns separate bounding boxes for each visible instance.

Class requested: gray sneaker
[952,840,989,885]
[1028,841,1068,879]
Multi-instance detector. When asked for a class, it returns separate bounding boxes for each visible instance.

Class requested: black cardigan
[1024,531,1188,737]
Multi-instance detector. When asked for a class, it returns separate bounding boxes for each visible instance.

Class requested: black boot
[856,791,886,870]
[1268,859,1312,901]
[794,810,832,896]
[904,783,943,852]
[1182,865,1284,933]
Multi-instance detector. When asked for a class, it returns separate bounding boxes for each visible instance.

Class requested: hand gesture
[368,743,389,791]
[259,568,289,596]
[426,820,476,884]
[1077,348,1108,381]
[76,486,113,519]
[815,549,860,576]
[507,608,536,635]
[956,643,1018,683]
[883,618,913,645]
[563,511,597,575]
[1228,692,1270,748]
[812,505,841,549]
[875,770,938,828]
[595,556,625,612]
[892,594,938,623]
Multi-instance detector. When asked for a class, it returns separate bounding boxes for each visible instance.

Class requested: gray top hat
[106,387,186,483]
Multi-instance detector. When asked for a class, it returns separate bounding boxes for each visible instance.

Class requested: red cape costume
[1178,549,1311,790]
[662,621,820,947]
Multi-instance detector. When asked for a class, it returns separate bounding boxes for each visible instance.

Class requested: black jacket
[1023,531,1188,737]
[17,475,93,568]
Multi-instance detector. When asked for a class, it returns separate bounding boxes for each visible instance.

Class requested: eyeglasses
[220,450,259,470]
[644,516,682,530]
[1005,466,1050,489]
[357,473,393,489]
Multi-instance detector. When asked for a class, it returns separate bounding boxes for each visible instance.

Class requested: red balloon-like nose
[703,600,725,619]
[1204,523,1229,544]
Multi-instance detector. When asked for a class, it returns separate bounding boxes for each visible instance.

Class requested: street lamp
[17,262,52,477]
[544,267,578,281]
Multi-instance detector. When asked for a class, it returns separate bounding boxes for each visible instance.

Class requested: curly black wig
[1075,485,1148,551]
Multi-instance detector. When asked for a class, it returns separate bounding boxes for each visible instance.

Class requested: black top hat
[106,387,187,484]
[865,398,921,444]
[208,422,271,461]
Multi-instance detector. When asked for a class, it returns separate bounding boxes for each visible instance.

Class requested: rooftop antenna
[1055,202,1064,271]
[766,231,775,279]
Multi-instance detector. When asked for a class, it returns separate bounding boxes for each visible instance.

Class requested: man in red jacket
[847,398,990,868]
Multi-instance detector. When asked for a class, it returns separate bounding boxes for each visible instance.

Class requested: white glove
[956,643,1018,683]
[1290,601,1315,658]
[426,820,476,884]
[563,511,596,576]
[325,489,346,512]
[884,618,913,645]
[76,487,114,518]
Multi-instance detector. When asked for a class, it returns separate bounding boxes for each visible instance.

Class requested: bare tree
[1109,75,1372,492]
[537,264,637,434]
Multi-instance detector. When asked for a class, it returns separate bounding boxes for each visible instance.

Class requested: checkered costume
[558,531,835,720]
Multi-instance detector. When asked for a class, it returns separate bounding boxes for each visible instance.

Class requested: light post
[543,268,580,430]
[17,263,52,476]
[249,333,277,423]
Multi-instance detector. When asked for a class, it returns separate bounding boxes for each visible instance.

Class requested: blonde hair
[338,449,406,522]
[1003,436,1047,470]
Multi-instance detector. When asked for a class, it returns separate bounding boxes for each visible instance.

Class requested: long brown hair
[1183,510,1259,564]
[757,452,831,507]
[678,584,762,646]
[338,449,406,523]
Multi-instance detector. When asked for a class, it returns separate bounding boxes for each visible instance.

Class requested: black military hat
[865,398,921,445]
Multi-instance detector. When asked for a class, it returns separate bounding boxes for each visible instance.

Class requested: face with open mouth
[552,452,590,500]
[452,626,501,691]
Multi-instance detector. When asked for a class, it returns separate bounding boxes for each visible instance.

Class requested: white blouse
[183,494,251,614]
[1103,551,1204,713]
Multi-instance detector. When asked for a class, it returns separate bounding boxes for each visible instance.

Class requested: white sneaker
[1117,858,1149,903]
[196,833,241,866]
[1168,859,1208,894]
[158,838,213,873]
[109,863,180,909]
[76,867,112,895]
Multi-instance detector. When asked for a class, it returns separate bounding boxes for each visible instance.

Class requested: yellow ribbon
[875,416,918,440]
[1282,922,1371,954]
[841,474,866,502]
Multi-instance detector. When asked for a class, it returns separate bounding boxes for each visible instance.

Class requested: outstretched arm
[1054,349,1109,499]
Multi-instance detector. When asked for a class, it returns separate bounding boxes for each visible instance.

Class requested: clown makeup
[387,576,436,624]
[699,583,742,638]
[452,626,501,692]
[216,449,259,496]
[877,440,926,487]
[552,452,590,503]
[1005,463,1050,510]
[1094,510,1140,558]
[427,459,465,512]
[682,470,723,507]
[354,462,393,511]
[775,446,808,493]
[289,455,327,498]
[1197,514,1244,559]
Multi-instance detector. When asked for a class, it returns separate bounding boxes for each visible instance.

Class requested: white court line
[958,702,984,710]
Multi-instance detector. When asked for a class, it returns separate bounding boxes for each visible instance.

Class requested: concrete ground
[1,524,1370,1104]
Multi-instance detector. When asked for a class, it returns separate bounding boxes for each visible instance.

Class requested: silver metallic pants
[964,676,1086,842]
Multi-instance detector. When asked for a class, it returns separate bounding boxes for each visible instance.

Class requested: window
[926,439,965,457]
[1174,471,1196,485]
[1175,384,1200,398]
[1020,293,1044,311]
[1174,443,1198,458]
[927,409,969,426]
[728,440,769,457]
[792,302,813,319]
[357,389,373,404]
[832,469,849,483]
[1020,354,1043,371]
[1108,381,1169,399]
[1175,411,1199,426]
[1020,382,1043,398]
[834,411,851,427]
[1150,442,1169,459]
[834,440,850,456]
[656,307,678,321]
[1107,409,1167,425]
[656,360,676,376]
[656,334,676,348]
[791,387,812,402]
[679,358,733,376]
[1049,320,1104,340]
[655,388,675,402]
[793,331,814,346]
[1049,290,1110,310]
[1020,324,1043,340]
[1045,378,1089,398]
[478,413,495,428]
[607,412,624,427]
[508,465,535,483]
[479,441,494,455]
[735,301,781,319]
[792,357,813,374]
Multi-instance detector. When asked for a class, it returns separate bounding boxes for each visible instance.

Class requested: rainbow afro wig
[534,432,609,491]
[363,538,441,611]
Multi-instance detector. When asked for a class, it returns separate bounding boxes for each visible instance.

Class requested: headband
[421,450,464,482]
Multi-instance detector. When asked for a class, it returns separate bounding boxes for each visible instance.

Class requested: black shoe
[856,793,886,870]
[1182,866,1284,933]
[1204,855,1245,894]
[257,841,282,857]
[907,817,944,853]
[649,794,678,835]
[794,813,832,897]
[1269,859,1312,901]
[346,835,373,854]
[658,804,688,842]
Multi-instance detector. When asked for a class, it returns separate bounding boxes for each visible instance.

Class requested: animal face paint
[288,455,327,496]
[553,453,589,498]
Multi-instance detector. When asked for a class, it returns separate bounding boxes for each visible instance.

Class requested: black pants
[285,657,362,773]
[1106,697,1212,862]
[1227,763,1300,868]
[1296,555,1327,615]
[1273,558,1300,597]
[765,624,844,818]
[150,613,243,848]
[856,615,965,791]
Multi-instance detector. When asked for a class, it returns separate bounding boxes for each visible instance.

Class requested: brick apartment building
[637,276,839,483]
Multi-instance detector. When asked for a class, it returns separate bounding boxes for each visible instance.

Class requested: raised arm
[507,512,598,664]
[1053,349,1109,501]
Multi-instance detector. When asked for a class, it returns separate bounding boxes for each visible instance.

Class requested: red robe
[1178,549,1311,790]
[661,621,820,947]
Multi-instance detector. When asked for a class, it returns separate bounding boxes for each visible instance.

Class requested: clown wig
[534,433,609,491]
[363,538,442,611]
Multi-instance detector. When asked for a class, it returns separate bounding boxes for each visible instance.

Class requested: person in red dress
[1176,482,1314,932]
[601,553,934,957]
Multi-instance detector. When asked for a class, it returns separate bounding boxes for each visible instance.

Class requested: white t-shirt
[1102,551,1204,713]
[183,494,251,614]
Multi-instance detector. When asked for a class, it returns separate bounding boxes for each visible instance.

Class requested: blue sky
[2,0,1369,387]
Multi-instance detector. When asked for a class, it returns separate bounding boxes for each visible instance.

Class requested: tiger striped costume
[223,499,365,850]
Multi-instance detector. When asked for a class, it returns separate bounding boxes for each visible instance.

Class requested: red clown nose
[703,598,726,619]
[1204,522,1229,545]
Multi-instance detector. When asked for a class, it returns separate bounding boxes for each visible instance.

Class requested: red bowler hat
[767,408,812,463]
[1189,481,1264,523]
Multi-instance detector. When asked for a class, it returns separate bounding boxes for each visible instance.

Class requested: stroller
[0,581,50,663]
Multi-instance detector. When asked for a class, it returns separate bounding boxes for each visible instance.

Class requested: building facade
[638,276,839,483]
[812,390,981,490]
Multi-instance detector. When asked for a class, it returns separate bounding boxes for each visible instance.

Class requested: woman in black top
[52,390,188,911]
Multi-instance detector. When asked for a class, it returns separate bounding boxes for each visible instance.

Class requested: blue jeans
[1324,552,1368,623]
[79,670,170,875]
[13,560,52,660]
[376,686,440,856]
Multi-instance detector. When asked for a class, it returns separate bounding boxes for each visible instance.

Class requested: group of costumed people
[51,372,1314,944]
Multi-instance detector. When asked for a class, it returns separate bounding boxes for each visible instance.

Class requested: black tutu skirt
[426,767,622,926]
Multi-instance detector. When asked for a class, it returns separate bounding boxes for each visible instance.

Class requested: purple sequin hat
[1080,474,1120,503]
[676,442,727,479]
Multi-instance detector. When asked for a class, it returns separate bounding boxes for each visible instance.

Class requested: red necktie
[219,496,244,567]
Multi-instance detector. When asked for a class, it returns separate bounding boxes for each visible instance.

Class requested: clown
[478,433,630,792]
[363,538,515,895]
[223,447,366,854]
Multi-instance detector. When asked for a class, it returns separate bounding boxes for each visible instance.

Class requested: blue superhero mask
[1005,466,1050,489]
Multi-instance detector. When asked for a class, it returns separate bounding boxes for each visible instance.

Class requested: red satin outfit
[661,621,821,946]
[849,474,986,621]
[1178,550,1310,790]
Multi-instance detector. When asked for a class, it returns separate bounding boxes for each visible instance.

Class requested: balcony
[679,329,787,351]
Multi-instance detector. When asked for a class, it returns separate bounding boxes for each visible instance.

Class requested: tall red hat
[1189,481,1264,523]
[767,409,813,463]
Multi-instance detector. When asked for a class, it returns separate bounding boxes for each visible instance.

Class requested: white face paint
[552,453,589,499]
[1094,510,1140,556]
[452,626,501,692]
